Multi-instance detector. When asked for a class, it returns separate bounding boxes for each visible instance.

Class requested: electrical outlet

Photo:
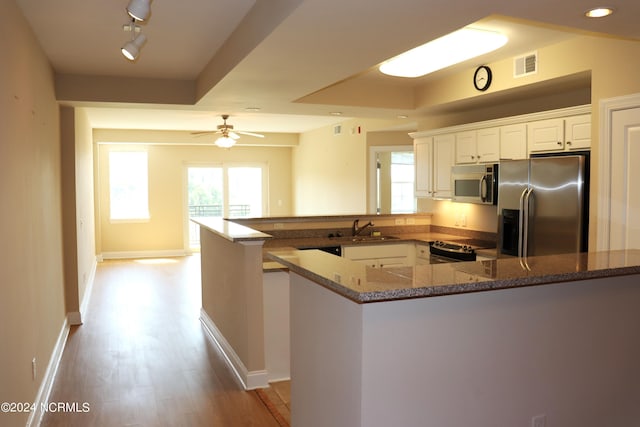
[273,223,284,229]
[395,218,406,225]
[532,414,546,427]
[32,358,37,380]
[406,218,415,225]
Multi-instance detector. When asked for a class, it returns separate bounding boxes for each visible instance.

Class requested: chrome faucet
[352,219,374,236]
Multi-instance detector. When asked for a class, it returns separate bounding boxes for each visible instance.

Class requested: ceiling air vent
[333,124,342,136]
[514,51,537,78]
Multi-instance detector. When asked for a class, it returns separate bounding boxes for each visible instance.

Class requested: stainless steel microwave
[451,164,498,205]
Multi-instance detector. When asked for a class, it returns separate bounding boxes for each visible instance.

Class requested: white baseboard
[199,309,268,390]
[268,375,291,384]
[100,249,190,260]
[67,256,98,326]
[67,311,82,326]
[26,317,70,427]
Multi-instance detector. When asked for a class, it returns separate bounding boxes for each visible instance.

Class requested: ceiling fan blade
[229,131,241,140]
[191,131,217,136]
[237,130,265,138]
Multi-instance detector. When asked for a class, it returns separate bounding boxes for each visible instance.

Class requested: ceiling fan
[192,114,264,148]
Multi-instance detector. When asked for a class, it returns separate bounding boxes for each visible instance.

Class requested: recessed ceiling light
[330,112,343,116]
[397,115,409,119]
[379,27,508,78]
[585,7,614,18]
[245,107,261,112]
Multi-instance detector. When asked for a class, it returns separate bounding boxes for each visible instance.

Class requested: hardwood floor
[259,381,291,426]
[42,255,280,427]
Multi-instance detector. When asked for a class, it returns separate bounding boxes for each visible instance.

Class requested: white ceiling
[15,0,640,134]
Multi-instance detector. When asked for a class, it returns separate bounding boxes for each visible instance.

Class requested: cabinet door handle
[557,141,562,145]
[567,141,572,145]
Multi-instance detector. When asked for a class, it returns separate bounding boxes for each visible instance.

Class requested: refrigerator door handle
[521,188,534,271]
[518,188,528,259]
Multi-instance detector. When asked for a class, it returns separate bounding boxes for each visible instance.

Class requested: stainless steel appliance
[451,164,498,205]
[497,152,589,267]
[428,239,496,263]
[429,241,477,263]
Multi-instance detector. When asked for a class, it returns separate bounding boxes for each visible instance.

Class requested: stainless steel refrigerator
[497,152,589,266]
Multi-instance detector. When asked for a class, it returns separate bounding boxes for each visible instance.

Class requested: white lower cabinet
[342,243,414,268]
[414,243,431,265]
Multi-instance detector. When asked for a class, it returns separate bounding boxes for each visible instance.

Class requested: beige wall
[60,107,96,321]
[73,109,97,314]
[94,130,293,255]
[0,2,67,426]
[293,119,412,215]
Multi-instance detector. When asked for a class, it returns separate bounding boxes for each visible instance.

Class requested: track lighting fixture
[126,0,151,21]
[121,31,147,61]
[121,0,151,62]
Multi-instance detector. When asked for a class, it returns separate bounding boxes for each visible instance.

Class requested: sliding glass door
[186,164,266,249]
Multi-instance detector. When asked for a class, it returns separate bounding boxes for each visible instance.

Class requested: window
[390,151,415,213]
[109,151,149,221]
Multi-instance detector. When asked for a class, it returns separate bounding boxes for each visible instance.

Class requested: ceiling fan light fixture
[127,0,151,21]
[121,33,147,60]
[215,136,236,148]
[379,27,508,78]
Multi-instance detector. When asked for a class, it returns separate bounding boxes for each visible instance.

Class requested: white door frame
[368,145,413,214]
[597,92,640,251]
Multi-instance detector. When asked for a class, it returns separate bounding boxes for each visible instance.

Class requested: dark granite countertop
[267,249,640,303]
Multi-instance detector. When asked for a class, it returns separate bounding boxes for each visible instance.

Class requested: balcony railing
[188,204,251,247]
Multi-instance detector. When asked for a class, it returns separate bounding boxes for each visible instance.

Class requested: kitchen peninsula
[195,217,640,427]
[267,250,640,427]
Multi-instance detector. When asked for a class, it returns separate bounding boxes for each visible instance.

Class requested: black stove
[429,241,477,263]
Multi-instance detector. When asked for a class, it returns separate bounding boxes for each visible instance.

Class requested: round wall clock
[473,65,492,91]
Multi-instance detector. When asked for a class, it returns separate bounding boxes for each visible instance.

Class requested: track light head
[121,33,147,61]
[126,0,151,21]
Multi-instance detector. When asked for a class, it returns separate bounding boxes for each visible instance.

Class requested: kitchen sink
[349,235,401,242]
[326,235,402,244]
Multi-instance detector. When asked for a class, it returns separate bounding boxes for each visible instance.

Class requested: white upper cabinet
[528,118,565,153]
[476,127,500,163]
[411,106,591,199]
[455,128,499,164]
[414,134,454,199]
[564,114,591,150]
[433,134,455,198]
[500,123,527,160]
[455,131,476,164]
[528,115,591,154]
[414,137,433,197]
